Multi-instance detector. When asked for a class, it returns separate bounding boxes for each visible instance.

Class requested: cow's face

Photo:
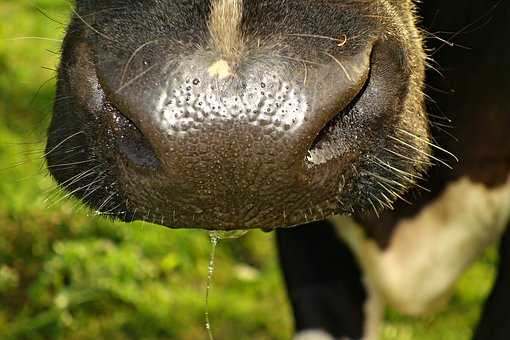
[46,0,430,230]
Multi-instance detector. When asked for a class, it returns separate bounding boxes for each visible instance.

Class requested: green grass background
[0,1,498,339]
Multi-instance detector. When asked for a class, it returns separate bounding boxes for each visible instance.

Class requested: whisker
[397,128,459,162]
[120,39,161,86]
[285,33,348,47]
[47,159,97,169]
[368,198,380,218]
[383,147,434,166]
[116,62,159,93]
[376,181,412,205]
[44,131,85,158]
[388,135,453,170]
[70,5,118,42]
[372,156,424,180]
[322,51,353,82]
[3,37,63,42]
[35,6,66,26]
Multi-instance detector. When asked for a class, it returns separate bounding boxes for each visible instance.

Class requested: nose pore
[154,65,309,140]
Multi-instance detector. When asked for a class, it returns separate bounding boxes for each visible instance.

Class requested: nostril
[103,101,161,169]
[306,70,369,166]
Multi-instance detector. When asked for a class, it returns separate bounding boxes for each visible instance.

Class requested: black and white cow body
[278,1,510,339]
[45,1,510,339]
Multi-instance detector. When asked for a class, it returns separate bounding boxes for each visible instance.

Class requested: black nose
[100,49,371,164]
[94,45,371,229]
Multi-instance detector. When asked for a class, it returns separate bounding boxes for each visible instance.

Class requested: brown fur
[208,0,245,60]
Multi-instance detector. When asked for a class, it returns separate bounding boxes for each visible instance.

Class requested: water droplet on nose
[193,78,200,85]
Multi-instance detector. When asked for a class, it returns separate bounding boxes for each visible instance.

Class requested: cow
[45,1,510,339]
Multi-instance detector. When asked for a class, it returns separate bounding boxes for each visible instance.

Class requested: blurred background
[0,1,499,339]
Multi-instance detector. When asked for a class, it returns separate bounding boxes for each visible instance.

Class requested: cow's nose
[100,49,370,165]
[95,46,371,228]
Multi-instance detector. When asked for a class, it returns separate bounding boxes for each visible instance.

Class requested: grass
[0,1,498,339]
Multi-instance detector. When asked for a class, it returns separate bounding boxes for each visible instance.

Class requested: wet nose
[94,47,371,228]
[98,49,371,172]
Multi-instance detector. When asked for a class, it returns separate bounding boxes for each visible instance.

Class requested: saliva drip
[204,229,249,340]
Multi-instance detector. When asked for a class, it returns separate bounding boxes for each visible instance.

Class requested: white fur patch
[208,59,233,79]
[334,175,510,337]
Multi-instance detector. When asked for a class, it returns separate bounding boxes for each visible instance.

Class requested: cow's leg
[276,220,367,340]
[473,225,510,340]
